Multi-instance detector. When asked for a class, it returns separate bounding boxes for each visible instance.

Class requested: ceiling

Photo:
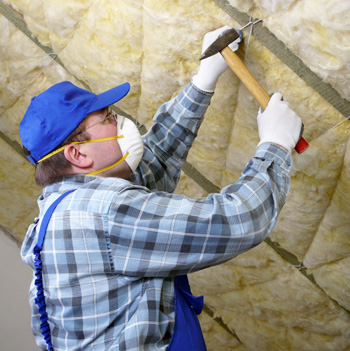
[1,0,350,350]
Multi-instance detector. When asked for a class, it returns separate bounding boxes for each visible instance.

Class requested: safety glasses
[78,108,118,135]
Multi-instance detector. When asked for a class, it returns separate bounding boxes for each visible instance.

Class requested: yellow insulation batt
[0,0,349,350]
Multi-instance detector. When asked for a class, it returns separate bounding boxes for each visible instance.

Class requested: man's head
[20,81,143,186]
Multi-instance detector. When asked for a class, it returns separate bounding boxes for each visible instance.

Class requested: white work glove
[257,93,303,153]
[192,25,242,93]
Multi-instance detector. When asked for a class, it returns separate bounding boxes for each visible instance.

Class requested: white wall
[0,229,38,351]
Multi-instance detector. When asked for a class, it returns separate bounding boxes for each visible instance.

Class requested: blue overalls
[33,190,206,351]
[167,275,207,350]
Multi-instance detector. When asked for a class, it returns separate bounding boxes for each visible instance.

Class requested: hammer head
[200,28,241,61]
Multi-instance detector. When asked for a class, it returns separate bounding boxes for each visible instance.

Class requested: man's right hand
[257,93,303,153]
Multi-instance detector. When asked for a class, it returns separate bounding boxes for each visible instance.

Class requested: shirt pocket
[43,211,115,277]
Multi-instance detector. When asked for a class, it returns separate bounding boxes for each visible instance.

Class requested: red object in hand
[295,136,309,153]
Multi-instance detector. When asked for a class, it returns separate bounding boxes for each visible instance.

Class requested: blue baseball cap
[19,81,130,164]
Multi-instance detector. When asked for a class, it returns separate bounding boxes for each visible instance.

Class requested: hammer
[200,28,309,153]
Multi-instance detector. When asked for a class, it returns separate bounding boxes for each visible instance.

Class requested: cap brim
[87,82,130,113]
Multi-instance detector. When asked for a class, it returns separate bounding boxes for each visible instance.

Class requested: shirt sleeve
[108,143,293,277]
[129,82,213,192]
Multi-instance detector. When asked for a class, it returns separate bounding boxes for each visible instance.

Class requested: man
[20,26,302,351]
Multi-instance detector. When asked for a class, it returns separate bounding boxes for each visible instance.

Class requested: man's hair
[23,124,91,187]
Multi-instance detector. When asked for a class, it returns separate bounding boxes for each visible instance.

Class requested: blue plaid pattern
[21,82,292,350]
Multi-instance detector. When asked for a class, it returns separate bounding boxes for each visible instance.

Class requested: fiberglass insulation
[0,0,350,350]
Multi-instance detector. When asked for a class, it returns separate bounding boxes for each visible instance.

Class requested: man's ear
[64,144,93,169]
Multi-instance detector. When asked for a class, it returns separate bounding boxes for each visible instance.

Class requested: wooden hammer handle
[221,47,308,153]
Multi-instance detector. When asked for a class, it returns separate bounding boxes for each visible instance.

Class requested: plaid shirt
[21,82,292,350]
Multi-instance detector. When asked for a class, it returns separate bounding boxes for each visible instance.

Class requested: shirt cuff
[255,142,293,173]
[175,81,213,117]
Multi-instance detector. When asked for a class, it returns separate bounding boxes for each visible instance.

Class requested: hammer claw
[199,28,240,61]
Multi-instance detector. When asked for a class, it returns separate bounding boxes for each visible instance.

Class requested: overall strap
[33,189,76,351]
[167,275,206,351]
